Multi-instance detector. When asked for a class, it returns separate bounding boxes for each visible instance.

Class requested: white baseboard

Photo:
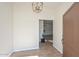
[0,47,39,57]
[53,45,63,54]
[0,50,14,57]
[48,40,53,43]
[13,47,39,52]
[0,54,8,57]
[8,50,14,57]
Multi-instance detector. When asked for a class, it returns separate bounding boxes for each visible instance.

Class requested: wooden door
[63,3,79,57]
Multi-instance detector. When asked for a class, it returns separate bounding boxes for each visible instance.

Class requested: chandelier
[32,2,43,13]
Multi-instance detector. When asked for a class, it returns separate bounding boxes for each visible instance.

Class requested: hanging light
[32,2,43,13]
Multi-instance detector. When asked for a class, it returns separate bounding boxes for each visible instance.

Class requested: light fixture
[32,2,43,13]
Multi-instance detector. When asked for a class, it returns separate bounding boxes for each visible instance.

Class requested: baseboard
[0,49,14,57]
[45,40,52,42]
[53,45,63,54]
[8,50,14,57]
[0,47,39,57]
[0,54,8,57]
[13,47,39,52]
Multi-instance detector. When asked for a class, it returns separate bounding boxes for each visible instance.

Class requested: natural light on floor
[27,56,39,57]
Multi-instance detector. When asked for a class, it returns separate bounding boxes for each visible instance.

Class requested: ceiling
[44,2,67,10]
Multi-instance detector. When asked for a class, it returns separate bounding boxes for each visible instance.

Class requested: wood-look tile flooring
[10,41,62,57]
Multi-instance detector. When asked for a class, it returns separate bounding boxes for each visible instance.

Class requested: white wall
[53,2,74,54]
[0,3,13,55]
[13,2,54,51]
[0,2,74,55]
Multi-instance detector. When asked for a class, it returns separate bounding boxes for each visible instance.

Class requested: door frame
[39,19,53,47]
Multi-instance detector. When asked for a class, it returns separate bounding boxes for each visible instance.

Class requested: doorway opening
[39,20,53,48]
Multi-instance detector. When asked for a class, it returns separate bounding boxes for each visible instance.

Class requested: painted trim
[8,50,14,57]
[53,44,63,54]
[2,47,39,57]
[0,47,39,57]
[13,47,39,52]
[0,54,8,57]
[0,49,14,57]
